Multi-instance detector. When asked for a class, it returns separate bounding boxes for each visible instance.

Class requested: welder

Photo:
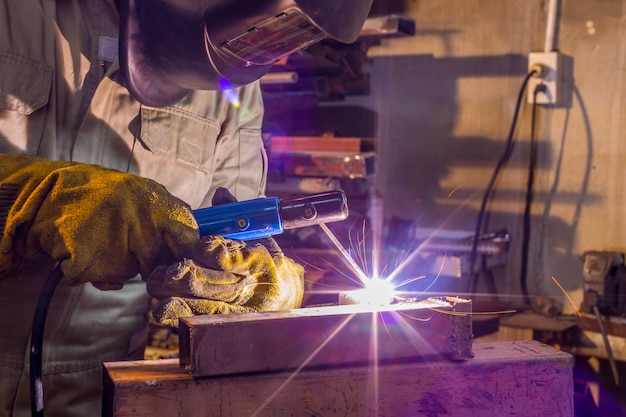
[0,1,372,415]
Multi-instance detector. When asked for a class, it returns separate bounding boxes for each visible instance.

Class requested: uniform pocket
[138,105,220,174]
[0,51,52,154]
[0,51,52,115]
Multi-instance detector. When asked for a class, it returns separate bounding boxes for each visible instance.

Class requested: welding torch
[192,190,349,240]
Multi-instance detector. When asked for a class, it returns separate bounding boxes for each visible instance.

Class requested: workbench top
[104,340,573,417]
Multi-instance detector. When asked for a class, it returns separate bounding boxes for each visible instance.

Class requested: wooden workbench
[103,340,574,417]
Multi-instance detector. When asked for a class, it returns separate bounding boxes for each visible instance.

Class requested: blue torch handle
[192,190,349,241]
[193,197,283,240]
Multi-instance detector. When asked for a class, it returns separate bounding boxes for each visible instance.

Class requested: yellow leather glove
[146,235,304,327]
[0,153,199,289]
[146,187,304,327]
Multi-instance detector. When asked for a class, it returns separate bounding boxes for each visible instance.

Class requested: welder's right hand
[0,153,199,289]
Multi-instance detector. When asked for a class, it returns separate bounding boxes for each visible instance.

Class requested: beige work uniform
[0,1,267,416]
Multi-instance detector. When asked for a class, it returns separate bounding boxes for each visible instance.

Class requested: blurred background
[254,1,626,415]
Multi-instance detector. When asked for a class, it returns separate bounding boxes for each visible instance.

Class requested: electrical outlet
[527,51,563,105]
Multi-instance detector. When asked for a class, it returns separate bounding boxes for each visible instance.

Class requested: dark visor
[212,9,327,66]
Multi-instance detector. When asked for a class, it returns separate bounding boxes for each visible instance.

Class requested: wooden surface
[501,311,578,333]
[103,340,574,417]
[579,313,626,338]
[499,311,626,362]
[179,298,473,377]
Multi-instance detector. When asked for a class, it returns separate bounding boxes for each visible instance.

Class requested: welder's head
[119,0,373,107]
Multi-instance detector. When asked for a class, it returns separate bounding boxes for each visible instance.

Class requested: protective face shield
[119,0,374,107]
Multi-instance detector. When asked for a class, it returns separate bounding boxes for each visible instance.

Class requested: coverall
[0,1,267,415]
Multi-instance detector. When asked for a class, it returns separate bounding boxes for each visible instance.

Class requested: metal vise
[581,250,626,317]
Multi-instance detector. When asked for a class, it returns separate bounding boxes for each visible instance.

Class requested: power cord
[30,263,64,417]
[465,70,538,294]
[519,83,545,304]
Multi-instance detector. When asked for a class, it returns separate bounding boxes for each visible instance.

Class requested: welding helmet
[119,0,374,107]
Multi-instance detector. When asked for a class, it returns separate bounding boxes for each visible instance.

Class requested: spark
[396,252,448,295]
[349,220,371,278]
[317,219,445,305]
[448,184,462,197]
[551,276,582,318]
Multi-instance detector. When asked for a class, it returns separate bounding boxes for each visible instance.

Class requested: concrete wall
[336,0,626,312]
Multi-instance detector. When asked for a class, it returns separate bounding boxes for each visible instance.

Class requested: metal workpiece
[178,296,473,378]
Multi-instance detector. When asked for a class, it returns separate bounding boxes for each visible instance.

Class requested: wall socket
[527,51,563,105]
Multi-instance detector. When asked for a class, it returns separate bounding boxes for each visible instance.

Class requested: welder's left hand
[144,187,304,327]
[145,235,304,327]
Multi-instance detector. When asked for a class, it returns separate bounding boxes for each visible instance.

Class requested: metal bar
[178,297,473,378]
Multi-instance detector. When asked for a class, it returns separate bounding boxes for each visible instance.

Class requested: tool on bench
[581,251,626,387]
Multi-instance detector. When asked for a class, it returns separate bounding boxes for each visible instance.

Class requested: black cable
[465,70,537,293]
[30,263,64,417]
[519,83,544,304]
